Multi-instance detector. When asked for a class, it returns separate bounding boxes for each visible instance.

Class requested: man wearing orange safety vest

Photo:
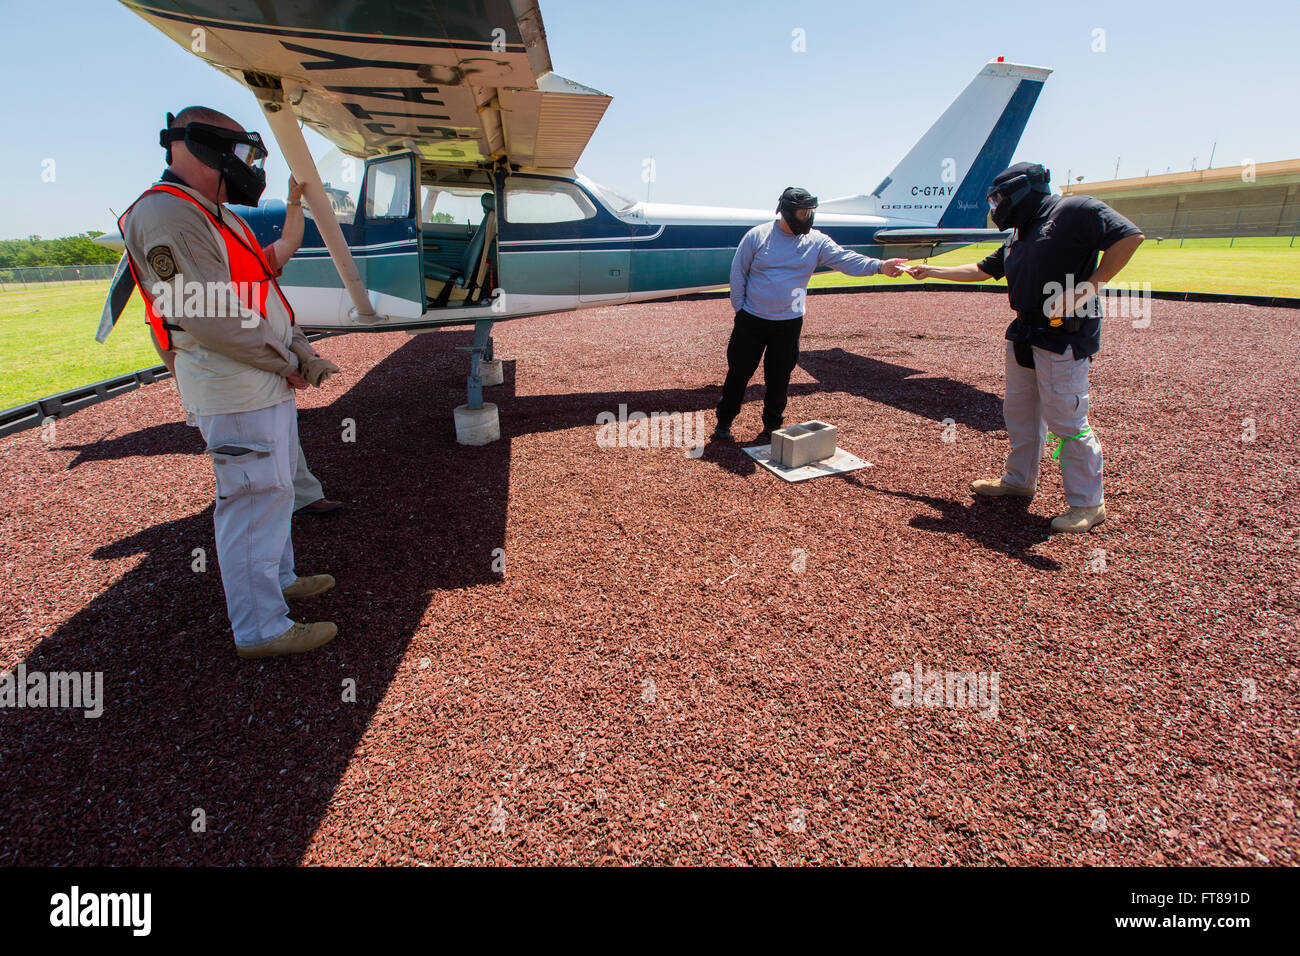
[119,106,340,659]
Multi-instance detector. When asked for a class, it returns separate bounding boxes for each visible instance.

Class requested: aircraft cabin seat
[426,192,495,306]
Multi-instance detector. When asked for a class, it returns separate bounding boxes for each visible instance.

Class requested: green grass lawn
[2,237,1298,409]
[0,283,156,410]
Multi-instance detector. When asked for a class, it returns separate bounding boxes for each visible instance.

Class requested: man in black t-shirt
[906,163,1144,533]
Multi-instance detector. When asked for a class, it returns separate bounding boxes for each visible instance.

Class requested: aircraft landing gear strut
[454,319,502,445]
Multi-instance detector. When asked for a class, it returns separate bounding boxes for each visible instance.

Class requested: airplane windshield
[580,176,637,213]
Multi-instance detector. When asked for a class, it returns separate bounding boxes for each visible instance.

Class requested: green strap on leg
[1047,426,1092,460]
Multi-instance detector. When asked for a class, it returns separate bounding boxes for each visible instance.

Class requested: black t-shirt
[978,195,1142,357]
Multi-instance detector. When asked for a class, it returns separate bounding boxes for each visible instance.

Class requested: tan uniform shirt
[122,179,311,416]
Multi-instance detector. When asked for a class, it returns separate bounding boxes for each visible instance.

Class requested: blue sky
[1,0,1296,239]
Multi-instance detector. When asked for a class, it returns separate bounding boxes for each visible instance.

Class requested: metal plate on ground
[741,444,872,482]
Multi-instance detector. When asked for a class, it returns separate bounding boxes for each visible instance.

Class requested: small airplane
[98,0,1050,442]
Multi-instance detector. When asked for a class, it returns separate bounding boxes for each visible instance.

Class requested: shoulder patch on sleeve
[147,245,176,280]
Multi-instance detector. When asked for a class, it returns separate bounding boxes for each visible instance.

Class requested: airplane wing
[118,0,612,170]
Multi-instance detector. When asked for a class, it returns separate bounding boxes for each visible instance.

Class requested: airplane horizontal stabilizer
[873,228,1010,245]
[95,254,136,344]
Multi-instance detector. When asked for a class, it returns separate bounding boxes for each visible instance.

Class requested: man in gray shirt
[714,187,905,441]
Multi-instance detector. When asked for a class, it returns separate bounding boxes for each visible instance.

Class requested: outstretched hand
[879,257,907,278]
[904,264,934,280]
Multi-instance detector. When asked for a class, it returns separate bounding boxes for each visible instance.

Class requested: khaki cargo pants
[1001,342,1104,507]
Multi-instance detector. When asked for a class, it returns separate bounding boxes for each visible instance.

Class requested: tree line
[0,233,120,268]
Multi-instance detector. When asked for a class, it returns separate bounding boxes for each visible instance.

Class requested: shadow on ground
[0,331,509,864]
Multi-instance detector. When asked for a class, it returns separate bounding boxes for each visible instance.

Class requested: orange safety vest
[117,183,294,350]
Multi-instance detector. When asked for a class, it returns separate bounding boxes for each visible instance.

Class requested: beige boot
[1050,504,1107,534]
[283,574,335,600]
[237,621,338,659]
[971,477,1035,498]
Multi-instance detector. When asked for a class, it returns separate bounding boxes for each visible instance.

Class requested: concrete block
[772,421,837,468]
[798,420,838,462]
[478,359,504,386]
[771,425,804,467]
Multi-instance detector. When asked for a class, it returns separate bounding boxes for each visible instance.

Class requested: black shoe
[711,424,734,442]
[295,498,344,516]
[754,429,773,444]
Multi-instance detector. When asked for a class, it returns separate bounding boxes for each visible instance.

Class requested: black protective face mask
[215,151,268,207]
[991,191,1053,231]
[160,118,269,206]
[781,207,814,235]
[988,163,1050,231]
[989,195,1020,231]
[776,187,818,236]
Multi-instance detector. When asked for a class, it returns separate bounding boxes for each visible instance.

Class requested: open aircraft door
[354,151,425,319]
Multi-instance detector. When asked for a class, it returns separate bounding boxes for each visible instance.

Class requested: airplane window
[365,157,412,219]
[421,187,489,228]
[504,180,596,224]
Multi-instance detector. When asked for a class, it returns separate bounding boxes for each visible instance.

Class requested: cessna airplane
[98,0,1050,443]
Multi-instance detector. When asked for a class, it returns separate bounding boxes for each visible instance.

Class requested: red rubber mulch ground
[0,290,1295,865]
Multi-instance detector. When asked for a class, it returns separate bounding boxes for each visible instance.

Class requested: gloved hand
[300,355,340,387]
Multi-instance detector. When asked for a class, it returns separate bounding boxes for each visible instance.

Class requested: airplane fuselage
[235,167,953,334]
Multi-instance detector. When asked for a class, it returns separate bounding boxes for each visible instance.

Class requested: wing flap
[499,73,612,169]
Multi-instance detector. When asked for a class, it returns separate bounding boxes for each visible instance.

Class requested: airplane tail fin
[821,60,1051,227]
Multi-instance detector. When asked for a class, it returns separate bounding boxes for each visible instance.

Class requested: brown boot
[282,574,335,600]
[1050,504,1107,534]
[970,477,1035,498]
[236,622,338,659]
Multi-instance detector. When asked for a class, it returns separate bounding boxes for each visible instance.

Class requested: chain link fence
[0,263,119,290]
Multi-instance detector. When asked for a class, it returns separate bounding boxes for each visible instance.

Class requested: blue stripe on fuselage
[500,222,887,253]
[239,199,886,264]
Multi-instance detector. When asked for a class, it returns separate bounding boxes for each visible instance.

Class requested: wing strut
[256,88,382,324]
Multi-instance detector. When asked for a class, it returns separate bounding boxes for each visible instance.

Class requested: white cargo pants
[1002,342,1104,507]
[195,398,299,647]
[292,441,324,511]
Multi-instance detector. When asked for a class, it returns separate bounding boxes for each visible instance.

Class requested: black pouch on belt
[1013,339,1036,369]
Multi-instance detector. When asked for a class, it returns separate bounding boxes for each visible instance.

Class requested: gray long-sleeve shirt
[729,219,882,320]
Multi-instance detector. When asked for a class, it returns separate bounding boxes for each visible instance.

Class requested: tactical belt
[1011,312,1087,370]
[1019,311,1085,335]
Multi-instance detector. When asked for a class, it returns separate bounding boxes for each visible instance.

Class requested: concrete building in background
[1059,160,1300,242]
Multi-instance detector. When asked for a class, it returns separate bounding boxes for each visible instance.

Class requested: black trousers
[716,309,803,431]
